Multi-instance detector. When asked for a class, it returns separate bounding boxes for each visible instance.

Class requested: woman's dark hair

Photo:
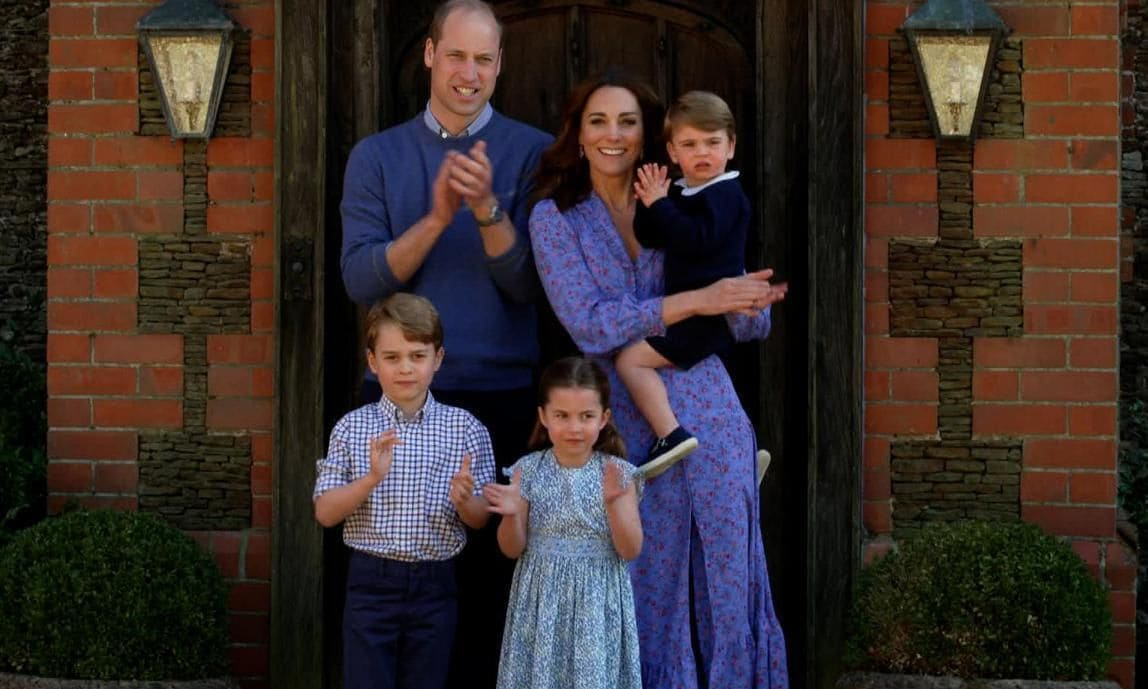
[529,357,627,457]
[532,68,665,211]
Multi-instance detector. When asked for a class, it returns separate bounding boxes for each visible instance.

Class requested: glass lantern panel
[146,34,224,137]
[913,35,992,138]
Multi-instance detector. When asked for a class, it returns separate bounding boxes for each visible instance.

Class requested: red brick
[207,398,273,431]
[230,614,270,645]
[48,397,91,427]
[866,238,888,269]
[93,71,137,101]
[1025,39,1118,69]
[207,205,274,234]
[1026,438,1116,470]
[48,334,91,363]
[48,495,137,512]
[864,437,890,471]
[207,138,275,167]
[208,335,272,364]
[1071,5,1119,36]
[49,136,92,167]
[250,268,273,300]
[864,467,891,501]
[1023,271,1070,302]
[93,399,182,429]
[1072,272,1118,303]
[94,137,183,166]
[974,338,1065,368]
[997,6,1069,36]
[49,268,92,298]
[94,462,138,493]
[865,72,889,102]
[866,206,937,237]
[49,104,137,134]
[1105,542,1138,591]
[1024,238,1116,270]
[866,103,889,136]
[865,370,890,401]
[48,461,93,492]
[253,172,274,202]
[1071,72,1118,103]
[1020,471,1068,502]
[49,365,135,395]
[250,103,274,135]
[1070,472,1116,505]
[209,367,258,397]
[866,139,935,170]
[1072,140,1118,171]
[973,173,1019,203]
[250,38,274,71]
[252,497,271,527]
[95,5,147,36]
[1109,590,1135,623]
[93,203,184,234]
[251,462,272,495]
[48,302,137,332]
[230,646,270,678]
[48,429,137,460]
[865,272,887,303]
[1023,504,1114,538]
[891,371,937,401]
[890,173,935,203]
[863,501,892,533]
[251,71,274,103]
[49,6,94,36]
[973,206,1069,237]
[93,269,137,298]
[94,334,182,364]
[48,236,137,266]
[251,302,274,333]
[1069,405,1117,436]
[138,171,184,200]
[1027,174,1118,204]
[1071,338,1117,368]
[1108,659,1133,689]
[232,4,275,38]
[972,371,1019,401]
[209,172,256,202]
[1021,72,1068,102]
[1022,371,1116,402]
[1072,206,1119,237]
[865,403,936,434]
[974,404,1066,435]
[866,337,937,368]
[251,236,274,267]
[866,3,910,35]
[1025,305,1117,335]
[49,171,136,201]
[139,367,184,396]
[1026,105,1119,137]
[47,204,88,235]
[48,71,92,101]
[1111,625,1135,658]
[50,39,137,68]
[245,531,271,579]
[229,581,271,613]
[974,140,1069,170]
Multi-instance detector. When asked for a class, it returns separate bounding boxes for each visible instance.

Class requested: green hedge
[845,520,1112,680]
[0,510,229,680]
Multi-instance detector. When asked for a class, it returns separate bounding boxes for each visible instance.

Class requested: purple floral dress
[529,195,789,689]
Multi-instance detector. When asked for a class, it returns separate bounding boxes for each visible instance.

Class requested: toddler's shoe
[640,426,698,479]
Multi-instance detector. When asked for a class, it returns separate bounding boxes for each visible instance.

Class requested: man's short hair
[664,90,737,141]
[428,0,503,45]
[365,293,444,351]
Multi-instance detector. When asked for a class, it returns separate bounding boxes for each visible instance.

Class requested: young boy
[313,292,495,689]
[619,90,757,478]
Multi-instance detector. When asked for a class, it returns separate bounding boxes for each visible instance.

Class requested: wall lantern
[137,0,236,139]
[901,0,1009,142]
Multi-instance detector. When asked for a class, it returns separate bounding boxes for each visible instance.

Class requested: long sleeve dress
[529,194,789,689]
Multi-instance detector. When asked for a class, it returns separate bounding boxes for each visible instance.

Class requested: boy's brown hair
[365,293,444,351]
[664,90,736,142]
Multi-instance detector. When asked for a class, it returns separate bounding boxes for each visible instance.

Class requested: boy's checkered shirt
[313,392,496,561]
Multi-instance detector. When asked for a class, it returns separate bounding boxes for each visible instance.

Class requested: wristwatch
[476,203,504,227]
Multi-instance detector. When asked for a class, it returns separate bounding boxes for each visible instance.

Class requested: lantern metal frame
[901,0,1009,142]
[136,0,237,139]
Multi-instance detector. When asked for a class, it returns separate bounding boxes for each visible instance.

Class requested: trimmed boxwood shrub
[0,510,229,680]
[845,520,1112,680]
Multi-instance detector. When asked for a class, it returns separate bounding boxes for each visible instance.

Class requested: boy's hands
[634,163,670,207]
[369,430,399,482]
[483,467,527,517]
[449,454,477,508]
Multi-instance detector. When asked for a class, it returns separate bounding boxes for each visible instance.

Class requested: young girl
[483,357,643,689]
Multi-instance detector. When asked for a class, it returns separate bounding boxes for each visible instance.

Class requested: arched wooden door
[276,0,862,687]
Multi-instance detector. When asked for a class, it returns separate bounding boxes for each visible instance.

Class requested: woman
[528,69,789,689]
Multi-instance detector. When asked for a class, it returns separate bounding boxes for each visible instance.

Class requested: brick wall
[866,1,1132,686]
[46,1,274,686]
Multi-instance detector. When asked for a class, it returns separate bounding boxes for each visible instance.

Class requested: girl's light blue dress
[495,449,642,689]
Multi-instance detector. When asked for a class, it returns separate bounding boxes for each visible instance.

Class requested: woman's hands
[695,269,788,317]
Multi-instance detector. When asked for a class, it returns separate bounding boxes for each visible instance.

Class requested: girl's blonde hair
[529,357,627,457]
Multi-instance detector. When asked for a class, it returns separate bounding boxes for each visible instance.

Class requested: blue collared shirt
[423,102,494,139]
[313,392,496,561]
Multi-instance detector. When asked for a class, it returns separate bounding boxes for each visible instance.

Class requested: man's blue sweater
[340,111,553,391]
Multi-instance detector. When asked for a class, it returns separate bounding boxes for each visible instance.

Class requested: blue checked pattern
[313,392,496,561]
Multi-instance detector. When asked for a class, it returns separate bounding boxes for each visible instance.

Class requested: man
[338,1,552,687]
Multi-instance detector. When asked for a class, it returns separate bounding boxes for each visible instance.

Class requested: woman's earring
[578,145,585,159]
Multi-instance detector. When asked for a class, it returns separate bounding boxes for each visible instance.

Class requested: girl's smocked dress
[495,449,642,689]
[529,195,789,689]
